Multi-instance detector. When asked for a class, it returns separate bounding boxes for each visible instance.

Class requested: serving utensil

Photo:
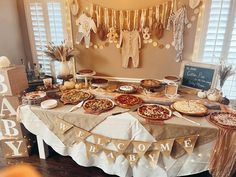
[68,101,84,112]
[173,111,201,126]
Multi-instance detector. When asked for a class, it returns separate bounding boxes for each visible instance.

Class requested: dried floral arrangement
[44,41,79,62]
[218,59,236,88]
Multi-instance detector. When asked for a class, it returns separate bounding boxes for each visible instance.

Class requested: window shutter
[24,0,72,77]
[201,0,236,99]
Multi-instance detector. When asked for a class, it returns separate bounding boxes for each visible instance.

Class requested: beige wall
[0,0,27,65]
[72,0,197,79]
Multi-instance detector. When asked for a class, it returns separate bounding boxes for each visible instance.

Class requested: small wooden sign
[0,138,29,158]
[0,117,23,139]
[179,61,218,91]
[0,65,28,96]
[0,96,20,118]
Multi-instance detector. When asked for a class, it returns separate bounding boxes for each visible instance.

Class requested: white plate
[41,99,58,109]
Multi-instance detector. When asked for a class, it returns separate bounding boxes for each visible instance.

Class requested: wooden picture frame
[179,61,218,91]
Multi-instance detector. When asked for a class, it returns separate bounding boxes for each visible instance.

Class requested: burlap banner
[175,135,199,154]
[152,138,175,157]
[85,141,103,159]
[132,141,152,157]
[145,150,161,167]
[92,134,111,147]
[54,118,73,134]
[74,127,91,143]
[55,119,200,168]
[103,149,120,164]
[112,139,131,153]
[125,153,140,167]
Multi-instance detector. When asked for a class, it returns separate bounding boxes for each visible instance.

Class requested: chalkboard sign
[180,62,218,91]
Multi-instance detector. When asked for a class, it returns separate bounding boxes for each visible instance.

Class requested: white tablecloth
[19,105,215,177]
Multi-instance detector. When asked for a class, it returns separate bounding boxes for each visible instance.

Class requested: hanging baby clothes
[119,30,141,68]
[167,6,189,62]
[76,13,97,48]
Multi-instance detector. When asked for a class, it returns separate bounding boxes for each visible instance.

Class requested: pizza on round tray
[114,94,143,109]
[83,98,115,114]
[208,112,236,129]
[60,89,91,104]
[137,104,172,121]
[172,100,208,116]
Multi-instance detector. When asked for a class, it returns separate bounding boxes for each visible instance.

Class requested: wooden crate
[0,65,28,96]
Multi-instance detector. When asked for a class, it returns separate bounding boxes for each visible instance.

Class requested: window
[195,0,236,99]
[24,0,72,76]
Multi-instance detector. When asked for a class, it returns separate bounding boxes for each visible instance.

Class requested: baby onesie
[76,13,97,48]
[119,30,141,68]
[167,6,189,62]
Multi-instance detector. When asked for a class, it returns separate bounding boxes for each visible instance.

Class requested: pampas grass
[218,59,235,88]
[44,41,79,62]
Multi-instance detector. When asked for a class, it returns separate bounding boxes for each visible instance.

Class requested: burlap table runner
[30,103,124,131]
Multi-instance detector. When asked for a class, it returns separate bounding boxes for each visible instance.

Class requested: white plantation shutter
[24,0,72,76]
[200,0,236,99]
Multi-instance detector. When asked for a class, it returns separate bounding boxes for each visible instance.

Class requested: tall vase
[59,61,70,76]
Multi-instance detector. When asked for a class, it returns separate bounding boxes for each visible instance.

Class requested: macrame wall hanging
[73,0,203,65]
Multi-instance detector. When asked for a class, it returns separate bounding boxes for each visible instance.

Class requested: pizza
[208,112,236,129]
[60,89,91,104]
[83,98,114,114]
[137,104,172,121]
[114,94,143,109]
[172,100,208,116]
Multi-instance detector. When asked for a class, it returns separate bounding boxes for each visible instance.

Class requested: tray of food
[83,98,115,115]
[22,91,47,105]
[117,85,137,94]
[114,94,143,109]
[91,78,109,88]
[140,79,166,92]
[208,112,236,129]
[172,100,208,116]
[137,104,172,122]
[60,89,91,105]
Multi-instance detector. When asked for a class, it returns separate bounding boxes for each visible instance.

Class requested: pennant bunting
[125,153,140,167]
[176,135,199,154]
[103,149,119,164]
[74,127,91,143]
[132,141,152,157]
[92,134,111,147]
[54,118,73,134]
[85,142,103,159]
[152,139,175,157]
[145,150,160,167]
[112,139,131,153]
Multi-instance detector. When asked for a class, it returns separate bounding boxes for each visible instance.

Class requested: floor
[0,146,212,177]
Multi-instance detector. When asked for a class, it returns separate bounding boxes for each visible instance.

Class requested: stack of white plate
[41,99,58,109]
